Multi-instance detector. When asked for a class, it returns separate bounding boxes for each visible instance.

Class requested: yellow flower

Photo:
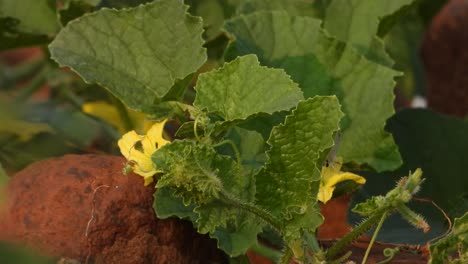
[82,101,154,134]
[117,120,170,185]
[317,157,366,203]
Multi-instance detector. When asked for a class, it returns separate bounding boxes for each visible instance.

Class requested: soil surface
[0,154,227,264]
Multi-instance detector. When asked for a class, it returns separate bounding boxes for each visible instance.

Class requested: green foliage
[429,212,468,264]
[0,0,58,34]
[225,11,402,171]
[2,0,464,263]
[49,0,207,112]
[194,55,303,122]
[153,97,342,257]
[255,96,342,234]
[323,0,415,65]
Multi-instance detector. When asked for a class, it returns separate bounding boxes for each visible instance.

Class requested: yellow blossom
[117,120,170,185]
[82,101,154,134]
[317,157,366,203]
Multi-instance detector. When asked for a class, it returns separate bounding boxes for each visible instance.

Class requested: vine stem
[220,191,283,234]
[362,211,388,264]
[250,243,282,262]
[193,117,201,142]
[326,210,385,259]
[213,139,242,166]
[279,247,293,264]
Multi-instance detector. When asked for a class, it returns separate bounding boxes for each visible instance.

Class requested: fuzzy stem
[279,247,293,264]
[303,231,321,253]
[362,211,388,264]
[325,211,385,259]
[250,243,282,263]
[220,191,283,234]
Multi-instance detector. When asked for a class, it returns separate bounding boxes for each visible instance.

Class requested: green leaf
[0,102,53,142]
[0,242,56,264]
[0,0,59,34]
[153,140,262,256]
[235,0,328,18]
[185,0,327,41]
[255,96,342,240]
[153,187,197,221]
[383,6,426,98]
[224,11,402,171]
[194,55,303,122]
[49,0,207,113]
[0,162,8,203]
[323,0,415,65]
[429,212,468,264]
[349,109,468,244]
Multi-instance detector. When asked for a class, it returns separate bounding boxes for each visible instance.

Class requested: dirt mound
[0,154,226,263]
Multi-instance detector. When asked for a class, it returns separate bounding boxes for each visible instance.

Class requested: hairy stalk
[329,251,352,264]
[250,243,282,263]
[362,211,388,264]
[279,247,293,264]
[303,231,321,253]
[220,191,283,234]
[326,211,386,259]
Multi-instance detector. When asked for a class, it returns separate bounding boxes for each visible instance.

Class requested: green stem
[193,117,201,142]
[303,231,321,253]
[213,139,241,166]
[326,211,385,259]
[14,65,49,102]
[279,247,293,264]
[376,247,399,264]
[220,191,283,234]
[362,211,388,264]
[250,243,282,263]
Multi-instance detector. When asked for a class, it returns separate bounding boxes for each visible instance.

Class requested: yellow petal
[83,101,126,133]
[117,120,170,186]
[326,172,366,188]
[143,119,170,150]
[317,160,366,203]
[117,131,143,160]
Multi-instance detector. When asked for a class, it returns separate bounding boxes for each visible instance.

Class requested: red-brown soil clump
[422,0,468,117]
[0,154,226,264]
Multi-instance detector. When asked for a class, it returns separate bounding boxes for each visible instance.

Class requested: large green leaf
[224,11,402,172]
[0,0,59,34]
[349,109,468,244]
[153,140,262,256]
[49,0,207,112]
[185,0,327,41]
[323,0,415,65]
[194,55,303,122]
[255,96,343,240]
